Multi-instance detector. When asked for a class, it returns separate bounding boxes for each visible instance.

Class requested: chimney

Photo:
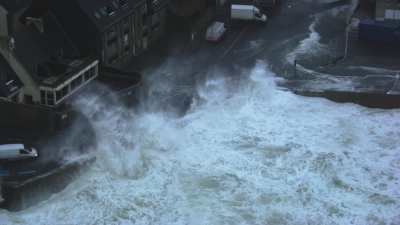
[26,17,44,33]
[21,0,49,33]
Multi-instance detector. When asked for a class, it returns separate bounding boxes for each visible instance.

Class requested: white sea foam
[286,1,355,65]
[1,62,400,225]
[286,15,327,64]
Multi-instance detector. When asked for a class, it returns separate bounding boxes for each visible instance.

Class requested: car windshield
[19,149,30,155]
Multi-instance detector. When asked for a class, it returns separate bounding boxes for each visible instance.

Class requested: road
[125,0,360,113]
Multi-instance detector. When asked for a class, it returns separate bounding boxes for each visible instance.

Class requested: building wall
[149,6,167,44]
[102,1,168,68]
[0,99,66,133]
[102,8,139,67]
[49,0,167,69]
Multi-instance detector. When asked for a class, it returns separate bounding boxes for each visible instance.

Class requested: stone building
[49,0,169,68]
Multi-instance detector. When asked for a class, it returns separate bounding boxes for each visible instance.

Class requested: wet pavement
[0,110,96,209]
[129,0,355,78]
[128,0,399,108]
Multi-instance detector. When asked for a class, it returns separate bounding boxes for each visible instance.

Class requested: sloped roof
[0,0,32,12]
[12,11,81,78]
[74,0,145,31]
[9,7,96,89]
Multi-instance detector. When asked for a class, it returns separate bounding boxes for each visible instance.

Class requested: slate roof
[0,0,32,12]
[9,5,94,88]
[12,11,81,76]
[73,0,145,31]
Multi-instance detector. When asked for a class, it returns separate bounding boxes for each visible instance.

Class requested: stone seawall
[0,100,68,137]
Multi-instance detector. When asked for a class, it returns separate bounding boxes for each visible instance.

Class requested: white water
[286,0,355,66]
[1,62,400,225]
[286,15,326,64]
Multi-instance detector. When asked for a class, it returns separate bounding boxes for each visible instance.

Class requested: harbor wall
[0,100,68,135]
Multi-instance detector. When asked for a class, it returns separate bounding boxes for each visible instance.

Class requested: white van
[0,144,38,161]
[231,4,267,23]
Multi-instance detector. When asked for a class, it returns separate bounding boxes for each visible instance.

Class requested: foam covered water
[286,0,356,69]
[1,62,400,225]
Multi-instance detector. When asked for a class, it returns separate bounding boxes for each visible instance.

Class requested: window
[119,0,128,7]
[84,67,96,81]
[40,90,46,105]
[107,29,117,45]
[151,13,161,30]
[56,90,63,102]
[384,9,400,20]
[108,37,117,46]
[61,86,68,97]
[19,149,29,155]
[107,44,119,63]
[84,70,90,82]
[143,28,148,37]
[71,77,82,91]
[396,10,400,20]
[47,91,55,106]
[108,54,119,64]
[108,29,116,39]
[131,19,135,34]
[142,14,147,24]
[152,0,160,10]
[123,18,130,34]
[124,28,130,35]
[124,34,129,45]
[94,12,101,19]
[385,9,395,20]
[152,22,160,31]
[106,5,116,16]
[90,66,97,78]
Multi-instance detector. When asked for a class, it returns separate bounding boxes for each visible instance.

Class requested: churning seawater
[1,62,400,225]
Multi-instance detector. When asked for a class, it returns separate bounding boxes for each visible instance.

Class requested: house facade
[49,0,169,68]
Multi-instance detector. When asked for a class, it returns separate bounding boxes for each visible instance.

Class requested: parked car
[206,21,227,42]
[231,4,267,23]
